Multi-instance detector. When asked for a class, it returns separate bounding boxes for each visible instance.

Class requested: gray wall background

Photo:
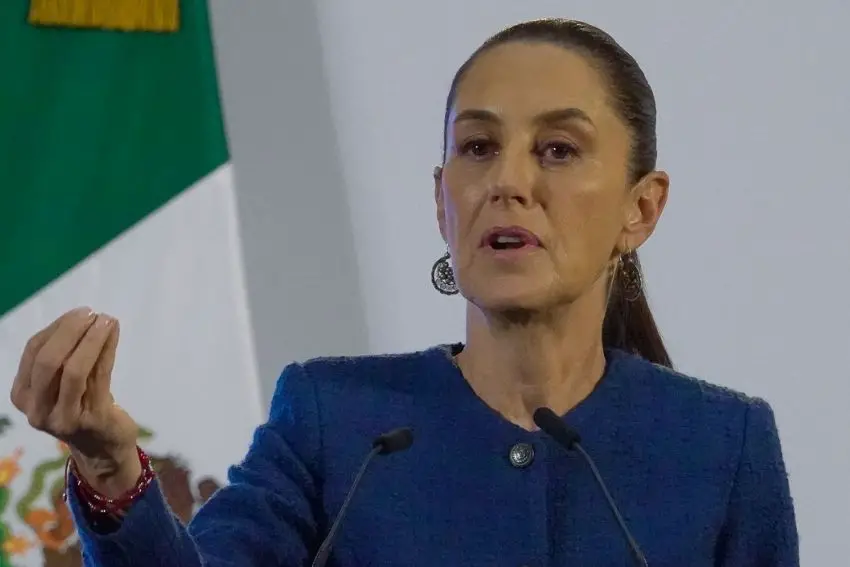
[209,1,849,563]
[209,1,368,405]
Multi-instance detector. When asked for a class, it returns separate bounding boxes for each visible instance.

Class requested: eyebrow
[453,107,595,128]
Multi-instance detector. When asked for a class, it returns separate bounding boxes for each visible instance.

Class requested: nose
[487,146,537,207]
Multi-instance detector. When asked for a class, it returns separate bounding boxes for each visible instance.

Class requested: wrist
[67,445,155,528]
[70,445,148,500]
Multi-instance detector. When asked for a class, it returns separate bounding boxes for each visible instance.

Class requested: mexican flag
[0,2,263,565]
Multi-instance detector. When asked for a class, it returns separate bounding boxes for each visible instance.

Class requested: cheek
[441,181,485,244]
[549,188,622,269]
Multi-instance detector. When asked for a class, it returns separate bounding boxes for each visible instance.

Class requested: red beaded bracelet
[64,446,156,519]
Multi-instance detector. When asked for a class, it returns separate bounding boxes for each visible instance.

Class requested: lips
[480,226,543,250]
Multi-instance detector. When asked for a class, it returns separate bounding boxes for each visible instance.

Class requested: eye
[536,141,579,163]
[459,138,498,159]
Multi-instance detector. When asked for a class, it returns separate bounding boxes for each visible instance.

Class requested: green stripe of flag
[0,0,229,317]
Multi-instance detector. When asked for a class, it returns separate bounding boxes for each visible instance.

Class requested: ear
[619,170,669,251]
[434,165,448,243]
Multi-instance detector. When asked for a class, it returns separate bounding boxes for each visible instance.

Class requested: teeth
[495,235,523,243]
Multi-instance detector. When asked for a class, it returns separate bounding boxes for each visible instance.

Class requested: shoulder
[610,353,797,558]
[259,345,451,453]
[611,351,782,460]
[619,350,767,417]
[297,344,452,392]
[266,344,453,417]
[299,345,450,378]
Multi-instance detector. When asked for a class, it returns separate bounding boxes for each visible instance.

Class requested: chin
[463,281,557,315]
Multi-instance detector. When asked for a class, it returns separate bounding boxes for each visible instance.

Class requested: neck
[456,291,607,431]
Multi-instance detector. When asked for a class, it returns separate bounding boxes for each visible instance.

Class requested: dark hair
[441,18,672,368]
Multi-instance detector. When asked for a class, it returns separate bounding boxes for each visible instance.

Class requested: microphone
[533,407,648,567]
[311,427,414,567]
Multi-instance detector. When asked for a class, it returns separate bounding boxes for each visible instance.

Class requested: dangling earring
[619,249,642,302]
[431,248,459,295]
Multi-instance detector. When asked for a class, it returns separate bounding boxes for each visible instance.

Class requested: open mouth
[481,226,542,251]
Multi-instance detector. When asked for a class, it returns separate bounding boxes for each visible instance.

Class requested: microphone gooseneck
[311,427,414,567]
[533,407,649,567]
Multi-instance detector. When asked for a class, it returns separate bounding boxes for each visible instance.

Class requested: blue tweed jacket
[69,345,798,566]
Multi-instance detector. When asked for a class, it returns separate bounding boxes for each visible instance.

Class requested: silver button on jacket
[508,442,534,468]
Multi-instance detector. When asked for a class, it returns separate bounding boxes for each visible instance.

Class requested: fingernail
[72,306,94,318]
[95,315,114,328]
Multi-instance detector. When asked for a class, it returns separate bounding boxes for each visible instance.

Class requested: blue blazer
[70,345,799,566]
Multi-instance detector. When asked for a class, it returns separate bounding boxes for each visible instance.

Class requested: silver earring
[431,249,459,295]
[619,250,642,302]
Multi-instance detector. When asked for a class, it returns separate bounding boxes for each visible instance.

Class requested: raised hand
[10,307,141,497]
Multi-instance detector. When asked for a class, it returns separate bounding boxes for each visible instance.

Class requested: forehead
[452,42,615,124]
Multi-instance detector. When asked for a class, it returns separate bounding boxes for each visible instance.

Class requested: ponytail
[602,251,672,368]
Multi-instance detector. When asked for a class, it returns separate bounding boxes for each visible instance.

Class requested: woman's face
[436,41,668,313]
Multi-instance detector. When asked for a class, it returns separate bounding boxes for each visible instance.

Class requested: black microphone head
[373,427,414,455]
[533,407,581,449]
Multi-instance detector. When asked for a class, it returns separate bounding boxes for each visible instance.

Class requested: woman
[9,18,798,566]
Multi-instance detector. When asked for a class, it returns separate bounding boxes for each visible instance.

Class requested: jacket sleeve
[70,362,324,567]
[715,398,799,567]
